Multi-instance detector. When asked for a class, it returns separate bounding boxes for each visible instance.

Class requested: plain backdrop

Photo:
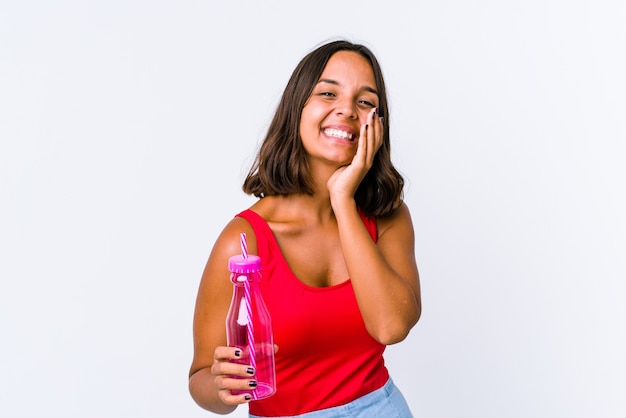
[1,1,625,417]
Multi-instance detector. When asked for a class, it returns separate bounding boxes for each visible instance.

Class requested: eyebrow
[317,78,379,95]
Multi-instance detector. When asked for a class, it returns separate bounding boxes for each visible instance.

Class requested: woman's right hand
[211,346,257,404]
[189,217,261,413]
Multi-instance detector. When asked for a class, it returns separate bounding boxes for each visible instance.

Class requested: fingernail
[234,349,242,357]
[246,367,255,375]
[380,117,385,126]
[244,394,251,401]
[248,381,258,388]
[374,107,379,116]
[365,124,369,131]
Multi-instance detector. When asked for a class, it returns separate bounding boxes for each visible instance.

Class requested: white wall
[1,1,624,417]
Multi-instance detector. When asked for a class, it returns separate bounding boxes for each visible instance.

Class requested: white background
[1,1,625,417]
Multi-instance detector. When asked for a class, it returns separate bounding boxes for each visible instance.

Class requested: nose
[335,97,357,119]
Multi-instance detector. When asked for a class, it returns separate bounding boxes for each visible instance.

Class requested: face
[299,51,379,167]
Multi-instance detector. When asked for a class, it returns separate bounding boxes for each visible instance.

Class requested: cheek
[299,108,320,143]
[357,109,371,125]
[301,102,329,126]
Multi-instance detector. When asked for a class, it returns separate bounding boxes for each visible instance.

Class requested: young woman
[189,39,421,417]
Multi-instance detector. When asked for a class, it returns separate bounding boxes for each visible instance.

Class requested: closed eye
[359,100,376,108]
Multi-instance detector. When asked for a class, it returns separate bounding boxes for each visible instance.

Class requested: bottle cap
[228,254,262,273]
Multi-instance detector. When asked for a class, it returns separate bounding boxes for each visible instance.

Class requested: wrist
[330,194,357,215]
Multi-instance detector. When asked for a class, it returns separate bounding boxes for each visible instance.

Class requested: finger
[216,376,259,404]
[353,122,368,165]
[360,108,377,165]
[214,346,243,361]
[369,108,383,159]
[366,108,378,155]
[212,347,256,378]
[212,361,256,377]
[367,106,378,124]
[215,378,255,405]
[216,375,259,392]
[218,391,253,406]
[373,108,382,143]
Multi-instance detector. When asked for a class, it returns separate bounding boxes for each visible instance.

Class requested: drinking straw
[240,233,257,397]
[240,232,248,259]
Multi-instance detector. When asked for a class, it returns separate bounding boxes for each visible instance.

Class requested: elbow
[368,310,421,346]
[369,326,411,345]
[374,331,409,346]
[365,293,422,345]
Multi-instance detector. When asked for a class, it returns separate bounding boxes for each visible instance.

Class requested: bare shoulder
[211,213,259,259]
[376,202,414,242]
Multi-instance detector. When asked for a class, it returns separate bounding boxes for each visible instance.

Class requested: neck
[252,161,346,224]
[268,193,335,224]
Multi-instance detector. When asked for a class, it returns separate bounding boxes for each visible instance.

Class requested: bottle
[226,252,276,400]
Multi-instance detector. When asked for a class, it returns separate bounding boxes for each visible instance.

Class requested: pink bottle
[226,252,276,400]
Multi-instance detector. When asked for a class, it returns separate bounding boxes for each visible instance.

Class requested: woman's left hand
[327,108,383,203]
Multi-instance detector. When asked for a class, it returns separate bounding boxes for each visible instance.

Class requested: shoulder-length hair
[243,40,404,217]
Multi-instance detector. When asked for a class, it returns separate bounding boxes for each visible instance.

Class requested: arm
[328,109,421,344]
[333,200,421,344]
[188,217,259,413]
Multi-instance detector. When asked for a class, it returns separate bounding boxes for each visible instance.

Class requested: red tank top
[237,209,389,417]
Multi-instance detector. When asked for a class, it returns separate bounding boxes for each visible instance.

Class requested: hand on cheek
[328,107,383,202]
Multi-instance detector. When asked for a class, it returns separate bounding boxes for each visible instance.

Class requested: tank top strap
[357,209,378,243]
[235,210,278,259]
[236,209,270,233]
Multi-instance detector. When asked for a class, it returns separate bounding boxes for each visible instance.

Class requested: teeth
[324,128,354,140]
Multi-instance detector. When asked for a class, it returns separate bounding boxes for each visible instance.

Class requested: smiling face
[299,50,379,167]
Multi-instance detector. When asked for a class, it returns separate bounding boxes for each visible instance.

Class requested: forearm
[189,367,237,415]
[332,198,420,344]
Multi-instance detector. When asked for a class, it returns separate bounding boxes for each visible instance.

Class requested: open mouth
[323,128,356,141]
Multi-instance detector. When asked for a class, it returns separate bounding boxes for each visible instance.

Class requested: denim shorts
[249,377,413,418]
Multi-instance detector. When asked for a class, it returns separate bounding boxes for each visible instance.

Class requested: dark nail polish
[380,117,385,126]
[375,107,379,116]
[365,124,369,131]
[234,349,242,357]
[246,367,255,375]
[244,394,251,401]
[249,381,258,388]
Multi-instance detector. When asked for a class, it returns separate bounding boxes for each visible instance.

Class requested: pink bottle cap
[228,254,262,273]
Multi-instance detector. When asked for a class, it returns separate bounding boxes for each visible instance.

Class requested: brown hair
[243,40,404,217]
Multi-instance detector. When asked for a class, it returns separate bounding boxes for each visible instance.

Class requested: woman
[189,39,421,417]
